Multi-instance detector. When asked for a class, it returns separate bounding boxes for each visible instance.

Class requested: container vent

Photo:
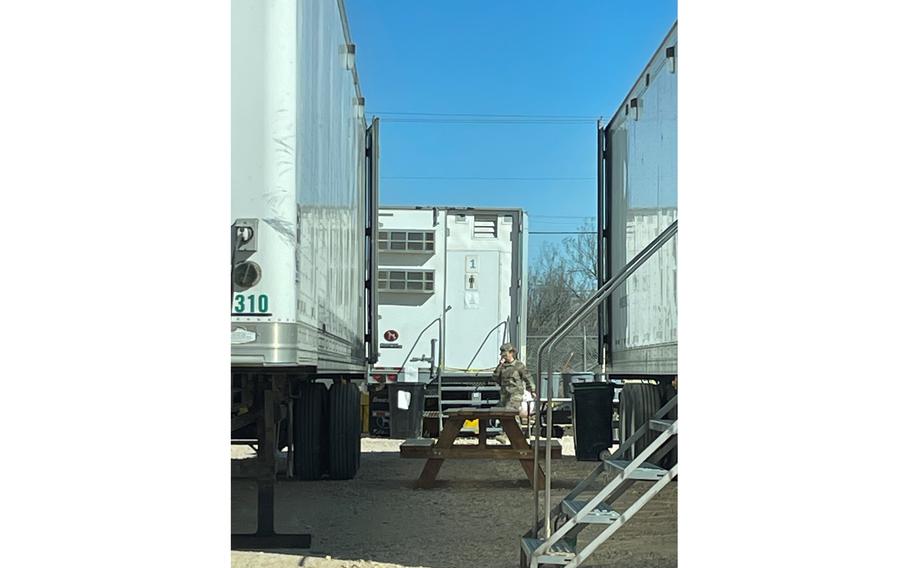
[473,215,498,238]
[377,269,435,293]
[377,230,435,253]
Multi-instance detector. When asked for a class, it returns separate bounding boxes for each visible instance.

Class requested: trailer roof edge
[605,21,677,131]
[336,0,365,126]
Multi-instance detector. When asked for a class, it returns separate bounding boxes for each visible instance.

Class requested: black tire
[658,381,678,470]
[293,382,328,481]
[619,382,662,460]
[328,382,361,480]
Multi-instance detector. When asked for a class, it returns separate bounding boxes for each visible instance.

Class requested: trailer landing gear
[232,386,311,550]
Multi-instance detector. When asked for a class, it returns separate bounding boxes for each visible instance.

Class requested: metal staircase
[521,396,677,567]
[522,220,678,568]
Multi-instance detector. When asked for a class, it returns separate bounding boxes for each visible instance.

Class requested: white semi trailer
[596,22,678,457]
[519,25,678,567]
[231,0,379,548]
[369,206,529,435]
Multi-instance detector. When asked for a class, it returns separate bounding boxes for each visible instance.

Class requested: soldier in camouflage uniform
[492,343,535,444]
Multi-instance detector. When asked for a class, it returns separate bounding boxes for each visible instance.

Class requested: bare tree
[527,220,600,374]
[527,241,576,331]
[562,219,597,293]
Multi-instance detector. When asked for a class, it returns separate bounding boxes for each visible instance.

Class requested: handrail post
[533,343,543,535]
[544,342,555,538]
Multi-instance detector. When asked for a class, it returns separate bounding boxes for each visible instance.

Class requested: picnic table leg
[501,418,546,488]
[478,418,488,448]
[415,416,462,489]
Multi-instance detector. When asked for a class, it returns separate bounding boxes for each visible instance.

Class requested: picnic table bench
[400,407,562,489]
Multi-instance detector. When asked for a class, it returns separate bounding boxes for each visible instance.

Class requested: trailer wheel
[293,381,328,481]
[619,382,662,460]
[658,381,678,470]
[328,382,361,480]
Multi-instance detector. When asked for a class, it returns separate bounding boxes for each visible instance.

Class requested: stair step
[521,537,576,565]
[604,458,669,481]
[649,419,675,432]
[561,499,620,524]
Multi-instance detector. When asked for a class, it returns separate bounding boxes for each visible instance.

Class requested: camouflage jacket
[493,359,535,399]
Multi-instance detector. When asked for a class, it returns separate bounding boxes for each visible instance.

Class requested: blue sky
[346,1,677,259]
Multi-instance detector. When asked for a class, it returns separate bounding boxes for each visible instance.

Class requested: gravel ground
[231,435,676,568]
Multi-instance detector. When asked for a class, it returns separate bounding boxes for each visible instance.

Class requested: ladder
[521,395,677,568]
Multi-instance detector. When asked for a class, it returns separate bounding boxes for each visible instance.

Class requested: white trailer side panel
[373,208,446,378]
[607,24,678,375]
[443,211,520,372]
[231,0,368,373]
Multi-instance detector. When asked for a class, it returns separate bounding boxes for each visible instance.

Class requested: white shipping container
[372,207,529,381]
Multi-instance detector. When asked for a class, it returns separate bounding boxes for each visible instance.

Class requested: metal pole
[583,324,587,371]
[595,120,606,371]
[602,119,612,378]
[435,314,450,434]
[440,213,448,374]
[439,212,448,436]
[544,342,554,539]
[431,338,442,434]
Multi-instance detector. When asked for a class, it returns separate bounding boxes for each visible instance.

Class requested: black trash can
[561,371,596,397]
[572,382,615,461]
[387,382,426,439]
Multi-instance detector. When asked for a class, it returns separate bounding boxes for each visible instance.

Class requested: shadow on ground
[231,437,676,568]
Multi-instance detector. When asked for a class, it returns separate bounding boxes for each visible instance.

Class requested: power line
[379,119,593,125]
[531,219,594,224]
[534,215,596,219]
[529,231,597,235]
[372,112,595,125]
[372,111,600,119]
[383,176,593,181]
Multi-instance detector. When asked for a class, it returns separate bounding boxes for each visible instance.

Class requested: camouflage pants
[501,391,524,410]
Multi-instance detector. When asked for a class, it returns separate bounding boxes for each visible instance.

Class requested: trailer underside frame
[231,368,367,550]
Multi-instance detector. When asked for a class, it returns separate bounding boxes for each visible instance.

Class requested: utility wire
[383,176,593,181]
[380,119,593,125]
[533,215,595,219]
[372,111,600,119]
[529,231,597,235]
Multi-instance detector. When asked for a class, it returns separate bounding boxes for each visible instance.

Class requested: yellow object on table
[463,419,479,433]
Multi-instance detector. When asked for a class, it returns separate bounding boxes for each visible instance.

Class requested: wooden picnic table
[400,407,561,489]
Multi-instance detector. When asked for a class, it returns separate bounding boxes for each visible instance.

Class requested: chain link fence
[525,331,602,380]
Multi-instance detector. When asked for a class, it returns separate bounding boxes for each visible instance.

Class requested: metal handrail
[398,306,452,372]
[464,319,508,371]
[532,219,678,539]
[398,318,443,372]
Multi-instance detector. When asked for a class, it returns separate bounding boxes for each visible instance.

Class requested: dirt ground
[231,435,676,568]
